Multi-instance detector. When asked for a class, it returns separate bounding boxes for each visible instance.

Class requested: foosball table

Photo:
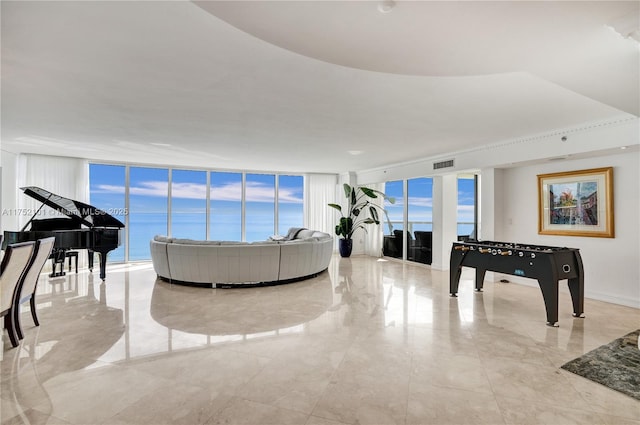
[449,240,585,326]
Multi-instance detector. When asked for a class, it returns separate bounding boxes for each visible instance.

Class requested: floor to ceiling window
[457,175,477,240]
[277,175,304,236]
[383,180,404,259]
[407,177,433,264]
[88,164,126,262]
[245,173,276,242]
[89,164,303,261]
[129,167,169,261]
[210,172,242,242]
[171,169,207,239]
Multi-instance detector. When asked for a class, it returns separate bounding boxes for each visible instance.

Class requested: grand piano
[3,186,125,280]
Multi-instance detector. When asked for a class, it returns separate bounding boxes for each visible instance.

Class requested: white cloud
[94,180,302,203]
[171,182,207,199]
[211,181,241,201]
[93,184,125,194]
[457,204,475,221]
[408,196,433,208]
[277,186,303,204]
[130,181,170,197]
[244,181,274,202]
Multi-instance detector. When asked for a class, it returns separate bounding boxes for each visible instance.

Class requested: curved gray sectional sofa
[150,229,333,288]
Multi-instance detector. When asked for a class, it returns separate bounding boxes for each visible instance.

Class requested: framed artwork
[538,167,614,238]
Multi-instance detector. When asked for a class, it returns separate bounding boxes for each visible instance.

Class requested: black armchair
[394,230,414,259]
[412,231,432,264]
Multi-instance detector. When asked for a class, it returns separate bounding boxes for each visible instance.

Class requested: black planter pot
[339,238,353,257]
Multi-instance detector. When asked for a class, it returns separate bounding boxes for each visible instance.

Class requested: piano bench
[66,251,78,274]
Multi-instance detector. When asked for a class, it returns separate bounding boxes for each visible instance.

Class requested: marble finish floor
[1,255,639,425]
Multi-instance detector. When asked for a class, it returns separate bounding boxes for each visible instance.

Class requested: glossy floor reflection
[1,255,639,425]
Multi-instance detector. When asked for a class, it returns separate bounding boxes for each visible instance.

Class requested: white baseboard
[492,273,640,309]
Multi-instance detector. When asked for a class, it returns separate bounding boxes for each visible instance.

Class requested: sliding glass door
[407,177,433,264]
[383,180,404,259]
[457,175,477,240]
[383,175,477,265]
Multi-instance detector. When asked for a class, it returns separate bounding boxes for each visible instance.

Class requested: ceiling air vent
[433,159,454,170]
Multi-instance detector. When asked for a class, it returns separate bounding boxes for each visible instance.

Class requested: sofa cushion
[154,235,173,243]
[296,229,316,239]
[284,227,307,240]
[299,236,319,242]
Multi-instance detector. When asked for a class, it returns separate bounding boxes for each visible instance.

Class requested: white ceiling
[1,1,638,174]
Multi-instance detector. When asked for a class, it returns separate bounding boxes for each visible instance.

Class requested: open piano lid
[21,186,125,228]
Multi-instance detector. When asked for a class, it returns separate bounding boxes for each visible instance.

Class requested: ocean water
[115,213,301,262]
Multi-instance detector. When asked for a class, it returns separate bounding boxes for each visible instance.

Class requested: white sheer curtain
[304,173,338,237]
[363,182,385,257]
[17,154,89,229]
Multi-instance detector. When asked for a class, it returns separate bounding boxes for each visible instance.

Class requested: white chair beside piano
[1,237,55,348]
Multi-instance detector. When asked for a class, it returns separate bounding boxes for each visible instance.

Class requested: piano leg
[98,252,108,280]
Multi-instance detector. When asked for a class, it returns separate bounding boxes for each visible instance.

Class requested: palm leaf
[328,203,342,213]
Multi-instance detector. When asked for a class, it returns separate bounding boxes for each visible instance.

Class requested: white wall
[478,167,506,241]
[1,151,20,232]
[497,151,640,308]
[431,175,458,269]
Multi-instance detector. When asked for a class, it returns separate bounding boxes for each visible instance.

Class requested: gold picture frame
[538,167,614,238]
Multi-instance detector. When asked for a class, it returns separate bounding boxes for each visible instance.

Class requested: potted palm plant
[328,183,395,257]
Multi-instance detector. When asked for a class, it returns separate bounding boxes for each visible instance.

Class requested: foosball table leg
[475,268,486,292]
[538,275,559,327]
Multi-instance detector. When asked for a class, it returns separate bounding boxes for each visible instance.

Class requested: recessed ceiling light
[377,0,395,13]
[620,146,628,150]
[348,150,364,156]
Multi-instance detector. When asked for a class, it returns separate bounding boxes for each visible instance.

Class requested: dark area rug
[561,329,640,401]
